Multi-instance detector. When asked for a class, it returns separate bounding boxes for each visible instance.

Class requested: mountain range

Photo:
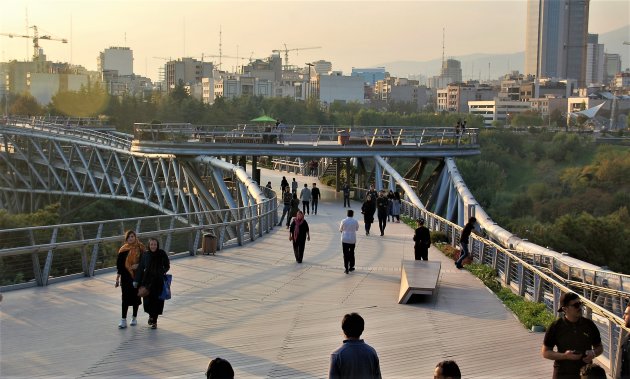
[380,25,629,80]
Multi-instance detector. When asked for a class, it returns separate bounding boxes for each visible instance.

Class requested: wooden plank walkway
[0,170,553,378]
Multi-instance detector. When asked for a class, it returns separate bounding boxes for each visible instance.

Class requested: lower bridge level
[1,175,552,378]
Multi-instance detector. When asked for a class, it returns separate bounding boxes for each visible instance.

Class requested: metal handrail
[399,199,628,377]
[4,120,132,150]
[132,122,480,148]
[0,193,278,289]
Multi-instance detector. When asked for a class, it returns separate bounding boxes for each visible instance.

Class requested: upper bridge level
[131,123,480,158]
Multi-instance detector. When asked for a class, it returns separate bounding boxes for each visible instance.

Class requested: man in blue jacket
[329,313,381,379]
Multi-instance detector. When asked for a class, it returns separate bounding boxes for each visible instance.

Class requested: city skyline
[1,0,629,82]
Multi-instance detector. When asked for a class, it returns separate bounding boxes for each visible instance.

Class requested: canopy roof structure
[250,115,276,123]
[570,102,605,119]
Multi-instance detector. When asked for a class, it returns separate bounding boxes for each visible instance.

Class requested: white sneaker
[130,317,137,326]
[118,318,127,329]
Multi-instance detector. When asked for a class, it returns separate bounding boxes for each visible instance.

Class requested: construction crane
[198,53,248,70]
[272,44,321,67]
[0,25,68,60]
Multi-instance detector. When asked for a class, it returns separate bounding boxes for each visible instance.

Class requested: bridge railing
[400,199,629,377]
[4,118,132,150]
[4,116,110,128]
[0,192,277,290]
[132,123,479,148]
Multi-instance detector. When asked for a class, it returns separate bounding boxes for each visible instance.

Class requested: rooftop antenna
[219,25,222,70]
[25,6,29,59]
[441,27,445,69]
[124,32,127,46]
[70,13,73,64]
[182,17,186,57]
[488,61,491,81]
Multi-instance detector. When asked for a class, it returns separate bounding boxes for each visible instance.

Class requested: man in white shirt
[339,209,360,274]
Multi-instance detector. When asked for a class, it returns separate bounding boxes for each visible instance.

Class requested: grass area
[435,242,555,330]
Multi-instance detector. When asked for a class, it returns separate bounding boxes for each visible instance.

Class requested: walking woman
[116,230,145,328]
[135,237,170,329]
[287,192,300,228]
[361,195,376,236]
[289,210,310,263]
[392,191,401,223]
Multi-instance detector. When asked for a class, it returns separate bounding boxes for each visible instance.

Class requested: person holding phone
[541,292,603,378]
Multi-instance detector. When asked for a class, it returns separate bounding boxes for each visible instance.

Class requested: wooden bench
[398,260,441,304]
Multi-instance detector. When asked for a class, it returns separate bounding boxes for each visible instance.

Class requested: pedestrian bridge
[1,117,628,377]
[1,170,554,378]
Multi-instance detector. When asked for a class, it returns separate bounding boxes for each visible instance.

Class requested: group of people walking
[116,230,170,330]
[360,185,401,237]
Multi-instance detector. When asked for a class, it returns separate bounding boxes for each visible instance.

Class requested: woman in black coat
[115,230,145,329]
[135,238,170,329]
[289,210,310,263]
[361,195,376,236]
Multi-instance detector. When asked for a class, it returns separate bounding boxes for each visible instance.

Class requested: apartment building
[437,83,497,113]
[468,99,532,126]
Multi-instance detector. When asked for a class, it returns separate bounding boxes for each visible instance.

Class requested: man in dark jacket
[311,183,321,215]
[375,191,388,236]
[329,312,381,379]
[413,218,431,260]
[455,217,476,269]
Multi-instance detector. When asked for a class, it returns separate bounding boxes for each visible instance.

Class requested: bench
[398,260,441,304]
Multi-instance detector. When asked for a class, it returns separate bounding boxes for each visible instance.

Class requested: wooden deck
[0,170,553,378]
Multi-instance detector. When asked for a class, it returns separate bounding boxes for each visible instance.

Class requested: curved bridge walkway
[1,170,551,378]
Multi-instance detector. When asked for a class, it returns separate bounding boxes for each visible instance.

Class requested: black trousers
[293,239,306,263]
[343,196,350,207]
[377,212,387,235]
[311,199,318,214]
[415,247,428,260]
[302,201,310,214]
[342,243,355,270]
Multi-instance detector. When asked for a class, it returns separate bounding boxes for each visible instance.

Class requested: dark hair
[341,312,364,338]
[436,360,461,378]
[580,363,606,379]
[206,357,234,379]
[468,216,477,224]
[347,210,354,217]
[124,230,136,241]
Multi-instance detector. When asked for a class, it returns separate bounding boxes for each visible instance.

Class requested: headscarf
[293,211,304,242]
[119,237,146,277]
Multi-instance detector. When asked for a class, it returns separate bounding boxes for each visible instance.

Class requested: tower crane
[0,25,68,60]
[272,44,321,67]
[198,53,248,70]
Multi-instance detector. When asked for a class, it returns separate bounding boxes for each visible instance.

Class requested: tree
[9,94,44,116]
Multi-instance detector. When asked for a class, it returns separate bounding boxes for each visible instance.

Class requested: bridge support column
[335,157,341,191]
[252,156,260,184]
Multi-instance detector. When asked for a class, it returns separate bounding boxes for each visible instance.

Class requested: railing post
[89,224,103,276]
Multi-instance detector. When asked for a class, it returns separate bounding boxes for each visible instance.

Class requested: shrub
[430,231,448,243]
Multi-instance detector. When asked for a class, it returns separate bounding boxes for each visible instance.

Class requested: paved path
[0,169,553,378]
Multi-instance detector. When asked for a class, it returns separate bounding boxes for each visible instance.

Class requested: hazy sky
[1,0,628,81]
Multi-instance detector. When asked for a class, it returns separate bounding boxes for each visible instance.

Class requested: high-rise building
[604,53,622,84]
[441,59,462,84]
[165,58,214,91]
[351,68,387,86]
[98,47,133,76]
[525,0,590,87]
[585,34,604,86]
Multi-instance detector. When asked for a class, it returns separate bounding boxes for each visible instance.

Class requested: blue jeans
[455,242,470,267]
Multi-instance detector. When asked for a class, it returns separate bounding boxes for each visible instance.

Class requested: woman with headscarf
[361,195,376,236]
[289,210,310,263]
[135,237,170,329]
[287,192,300,228]
[115,230,145,329]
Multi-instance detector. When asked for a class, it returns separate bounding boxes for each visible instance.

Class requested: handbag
[159,274,172,300]
[137,286,150,297]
